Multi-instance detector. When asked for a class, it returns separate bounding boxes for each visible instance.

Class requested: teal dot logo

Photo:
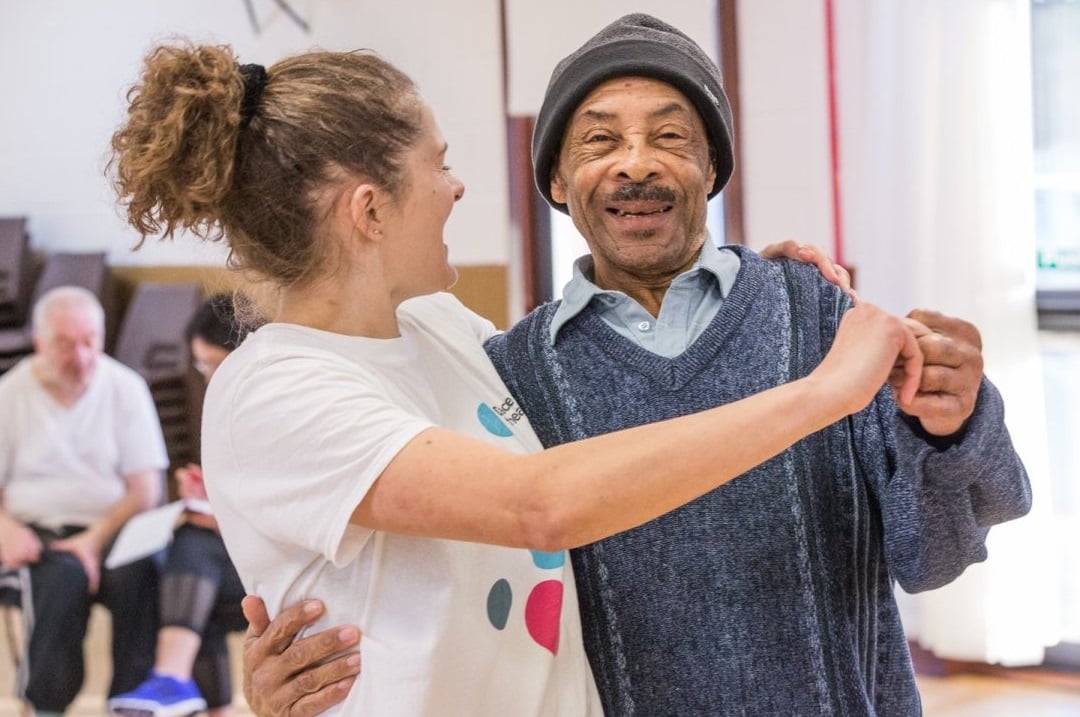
[530,550,565,569]
[477,403,513,437]
[486,578,512,630]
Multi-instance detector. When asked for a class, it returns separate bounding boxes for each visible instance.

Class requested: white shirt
[0,355,168,529]
[203,292,602,716]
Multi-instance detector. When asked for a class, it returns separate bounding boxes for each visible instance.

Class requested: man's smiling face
[550,76,716,293]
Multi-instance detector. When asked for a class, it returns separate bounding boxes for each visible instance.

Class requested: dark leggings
[164,523,247,709]
[19,525,158,712]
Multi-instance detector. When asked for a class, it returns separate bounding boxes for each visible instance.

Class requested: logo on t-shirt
[476,397,525,437]
[477,396,560,652]
[485,550,565,655]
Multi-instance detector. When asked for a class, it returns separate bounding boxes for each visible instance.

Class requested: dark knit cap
[533,13,735,213]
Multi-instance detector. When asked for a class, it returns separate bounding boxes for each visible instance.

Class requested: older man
[240,14,1031,716]
[0,286,167,716]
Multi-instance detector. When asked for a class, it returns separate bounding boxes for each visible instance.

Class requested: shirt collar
[548,240,740,345]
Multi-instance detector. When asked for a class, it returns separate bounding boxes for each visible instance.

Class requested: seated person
[0,286,167,717]
[109,295,259,717]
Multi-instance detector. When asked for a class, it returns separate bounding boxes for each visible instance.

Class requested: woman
[110,44,919,715]
[110,295,257,716]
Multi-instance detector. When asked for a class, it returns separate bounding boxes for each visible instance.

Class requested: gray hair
[32,286,105,337]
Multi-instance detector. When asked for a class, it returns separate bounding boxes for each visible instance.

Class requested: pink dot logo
[525,580,563,655]
[485,551,566,654]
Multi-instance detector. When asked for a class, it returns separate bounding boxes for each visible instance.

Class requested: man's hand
[760,240,856,299]
[0,516,43,569]
[51,529,104,594]
[242,596,362,716]
[889,309,983,437]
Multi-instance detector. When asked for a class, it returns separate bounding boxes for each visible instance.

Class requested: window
[1033,0,1080,665]
[1033,0,1080,313]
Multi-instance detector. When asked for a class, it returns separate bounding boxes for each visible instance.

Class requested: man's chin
[66,374,93,393]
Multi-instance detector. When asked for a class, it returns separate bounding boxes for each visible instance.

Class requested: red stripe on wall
[824,0,845,266]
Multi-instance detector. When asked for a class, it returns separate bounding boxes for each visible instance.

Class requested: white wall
[0,0,508,267]
[736,0,834,253]
[0,0,948,282]
[505,2,716,116]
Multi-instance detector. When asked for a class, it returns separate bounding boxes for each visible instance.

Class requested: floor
[2,674,1079,716]
[918,674,1080,716]
[2,609,1079,716]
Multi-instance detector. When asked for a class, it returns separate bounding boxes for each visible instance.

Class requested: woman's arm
[354,300,921,550]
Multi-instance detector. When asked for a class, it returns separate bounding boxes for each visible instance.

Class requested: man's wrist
[902,413,970,451]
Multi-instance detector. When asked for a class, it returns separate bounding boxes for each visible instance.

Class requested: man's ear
[550,168,568,205]
[706,148,718,193]
[347,182,384,239]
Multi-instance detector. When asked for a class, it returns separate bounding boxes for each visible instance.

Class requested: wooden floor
[2,609,1079,716]
[918,673,1080,716]
[1,674,1079,716]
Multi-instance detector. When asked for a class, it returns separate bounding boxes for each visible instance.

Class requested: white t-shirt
[203,292,602,716]
[0,355,168,529]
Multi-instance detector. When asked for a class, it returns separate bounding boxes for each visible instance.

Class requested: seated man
[110,294,258,717]
[0,286,167,716]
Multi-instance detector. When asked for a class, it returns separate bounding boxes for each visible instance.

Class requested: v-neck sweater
[485,246,1031,716]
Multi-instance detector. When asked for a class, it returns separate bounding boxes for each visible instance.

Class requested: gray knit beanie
[533,13,734,214]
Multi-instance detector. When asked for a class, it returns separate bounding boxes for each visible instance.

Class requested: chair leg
[2,603,25,668]
[0,567,32,701]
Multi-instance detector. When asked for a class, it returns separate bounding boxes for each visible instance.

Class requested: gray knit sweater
[485,247,1031,716]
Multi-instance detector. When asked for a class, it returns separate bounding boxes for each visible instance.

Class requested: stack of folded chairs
[114,281,204,478]
[0,221,108,375]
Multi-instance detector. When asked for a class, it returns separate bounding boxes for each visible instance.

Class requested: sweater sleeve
[779,257,1034,594]
[854,376,1032,593]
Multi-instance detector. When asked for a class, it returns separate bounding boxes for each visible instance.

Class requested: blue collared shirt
[549,242,742,358]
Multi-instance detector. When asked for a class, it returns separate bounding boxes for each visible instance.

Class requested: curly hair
[110,43,422,287]
[185,292,262,351]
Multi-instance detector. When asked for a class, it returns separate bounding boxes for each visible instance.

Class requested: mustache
[606,183,678,204]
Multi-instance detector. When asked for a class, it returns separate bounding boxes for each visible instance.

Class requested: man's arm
[864,312,1031,591]
[51,468,161,594]
[0,493,43,569]
[240,596,361,716]
[0,401,39,570]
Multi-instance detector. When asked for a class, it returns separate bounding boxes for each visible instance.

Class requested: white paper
[104,501,186,569]
[182,498,215,515]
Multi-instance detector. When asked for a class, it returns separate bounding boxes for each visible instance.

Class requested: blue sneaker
[108,672,208,716]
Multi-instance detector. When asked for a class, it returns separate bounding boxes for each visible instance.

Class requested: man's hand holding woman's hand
[241,596,361,716]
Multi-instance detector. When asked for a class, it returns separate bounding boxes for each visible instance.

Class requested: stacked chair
[0,248,109,374]
[0,218,33,330]
[114,281,204,476]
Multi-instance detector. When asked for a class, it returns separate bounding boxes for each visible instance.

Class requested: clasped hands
[761,240,982,437]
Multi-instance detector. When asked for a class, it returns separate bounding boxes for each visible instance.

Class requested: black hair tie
[238,63,267,128]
